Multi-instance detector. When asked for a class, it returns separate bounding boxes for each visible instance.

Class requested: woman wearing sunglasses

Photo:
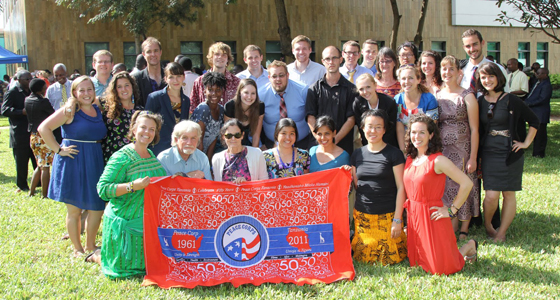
[212,119,268,183]
[477,62,539,242]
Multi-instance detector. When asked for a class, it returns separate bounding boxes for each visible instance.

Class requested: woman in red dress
[403,114,478,275]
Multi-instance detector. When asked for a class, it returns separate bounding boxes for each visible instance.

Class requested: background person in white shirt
[287,35,326,86]
[46,63,72,110]
[506,58,529,98]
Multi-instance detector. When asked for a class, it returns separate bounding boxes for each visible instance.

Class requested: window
[180,41,204,69]
[377,41,386,48]
[537,42,548,68]
[123,42,136,71]
[487,42,500,64]
[85,42,109,73]
[219,41,237,65]
[431,41,446,57]
[517,42,530,69]
[266,41,283,67]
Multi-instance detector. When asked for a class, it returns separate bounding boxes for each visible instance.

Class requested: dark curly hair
[202,71,227,89]
[102,71,140,120]
[404,114,442,159]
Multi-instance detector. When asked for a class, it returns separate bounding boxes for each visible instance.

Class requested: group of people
[0,27,549,278]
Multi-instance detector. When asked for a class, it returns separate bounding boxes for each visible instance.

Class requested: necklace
[277,147,295,169]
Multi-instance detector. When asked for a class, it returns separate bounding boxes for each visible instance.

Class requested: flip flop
[465,239,478,263]
[459,231,469,240]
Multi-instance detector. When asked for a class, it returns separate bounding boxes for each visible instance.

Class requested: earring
[132,95,135,104]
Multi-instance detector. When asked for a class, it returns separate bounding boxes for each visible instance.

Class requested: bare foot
[493,234,506,243]
[85,249,101,265]
[73,249,85,258]
[458,232,468,241]
[61,233,70,240]
[84,245,100,253]
[464,239,478,263]
[485,227,497,239]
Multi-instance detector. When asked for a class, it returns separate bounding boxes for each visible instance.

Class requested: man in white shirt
[460,29,509,93]
[361,39,379,76]
[236,45,269,88]
[46,63,72,110]
[339,40,373,84]
[287,35,326,86]
[506,58,529,98]
[178,56,200,97]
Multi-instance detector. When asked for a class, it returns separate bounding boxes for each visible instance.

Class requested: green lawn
[0,123,559,299]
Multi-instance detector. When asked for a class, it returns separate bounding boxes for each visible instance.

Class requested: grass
[0,122,559,299]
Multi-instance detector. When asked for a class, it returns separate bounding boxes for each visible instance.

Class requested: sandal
[84,249,101,263]
[459,231,469,240]
[465,239,478,263]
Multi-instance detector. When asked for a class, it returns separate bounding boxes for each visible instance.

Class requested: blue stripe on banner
[157,223,334,260]
[158,228,218,259]
[267,224,334,256]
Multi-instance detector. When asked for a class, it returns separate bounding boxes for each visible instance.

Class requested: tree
[227,0,294,60]
[389,0,402,51]
[413,0,429,47]
[497,0,560,44]
[55,0,205,52]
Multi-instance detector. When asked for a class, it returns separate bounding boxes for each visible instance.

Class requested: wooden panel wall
[3,0,559,74]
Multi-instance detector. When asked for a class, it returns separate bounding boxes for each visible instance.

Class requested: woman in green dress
[87,111,166,279]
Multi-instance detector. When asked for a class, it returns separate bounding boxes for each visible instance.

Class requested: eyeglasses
[344,51,359,56]
[379,60,394,64]
[224,132,243,139]
[399,53,414,58]
[487,103,496,119]
[323,56,340,62]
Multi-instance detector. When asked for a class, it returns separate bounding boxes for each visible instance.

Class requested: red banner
[142,168,354,288]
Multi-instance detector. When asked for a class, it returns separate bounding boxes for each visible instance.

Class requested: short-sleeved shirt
[351,144,405,215]
[287,60,326,86]
[190,102,224,153]
[189,70,240,114]
[395,92,439,129]
[157,146,212,180]
[376,81,401,98]
[309,146,350,173]
[305,75,358,154]
[224,100,265,146]
[236,67,269,88]
[263,148,310,179]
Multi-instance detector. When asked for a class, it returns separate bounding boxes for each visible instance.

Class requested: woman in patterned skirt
[88,111,166,279]
[351,110,407,265]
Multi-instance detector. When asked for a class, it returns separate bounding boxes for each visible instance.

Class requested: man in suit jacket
[525,68,552,158]
[132,37,167,107]
[1,70,37,192]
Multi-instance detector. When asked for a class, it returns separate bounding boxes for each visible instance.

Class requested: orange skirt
[30,132,55,167]
[352,210,407,265]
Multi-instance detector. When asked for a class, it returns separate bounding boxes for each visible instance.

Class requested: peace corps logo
[214,215,269,268]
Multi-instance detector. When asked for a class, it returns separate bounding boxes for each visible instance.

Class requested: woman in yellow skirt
[350,109,407,265]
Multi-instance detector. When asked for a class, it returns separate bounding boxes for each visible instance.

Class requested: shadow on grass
[523,121,560,175]
[508,210,560,254]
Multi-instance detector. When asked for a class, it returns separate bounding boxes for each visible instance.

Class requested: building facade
[2,0,558,75]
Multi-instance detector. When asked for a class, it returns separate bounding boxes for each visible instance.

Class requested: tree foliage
[497,0,560,44]
[55,0,205,39]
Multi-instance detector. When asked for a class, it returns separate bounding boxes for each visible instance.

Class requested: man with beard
[157,120,212,179]
[133,37,167,107]
[460,29,508,93]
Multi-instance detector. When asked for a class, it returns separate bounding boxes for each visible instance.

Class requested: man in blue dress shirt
[258,60,310,149]
[157,120,213,180]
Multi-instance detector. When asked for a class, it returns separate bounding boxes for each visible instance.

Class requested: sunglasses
[487,103,496,119]
[224,132,243,139]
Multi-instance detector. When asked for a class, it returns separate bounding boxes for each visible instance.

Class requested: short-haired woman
[212,119,268,183]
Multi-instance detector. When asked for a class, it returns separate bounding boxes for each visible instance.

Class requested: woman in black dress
[477,62,539,242]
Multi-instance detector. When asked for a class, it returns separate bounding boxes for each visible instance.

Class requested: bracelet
[451,204,460,213]
[447,207,456,218]
[392,218,402,224]
[126,182,134,193]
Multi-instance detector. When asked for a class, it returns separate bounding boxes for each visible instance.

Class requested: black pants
[12,146,37,190]
[532,123,548,157]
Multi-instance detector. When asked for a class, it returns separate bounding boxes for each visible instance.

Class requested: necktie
[61,84,68,106]
[279,93,287,118]
[509,72,514,88]
[348,70,356,84]
[469,66,478,92]
[526,81,540,99]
